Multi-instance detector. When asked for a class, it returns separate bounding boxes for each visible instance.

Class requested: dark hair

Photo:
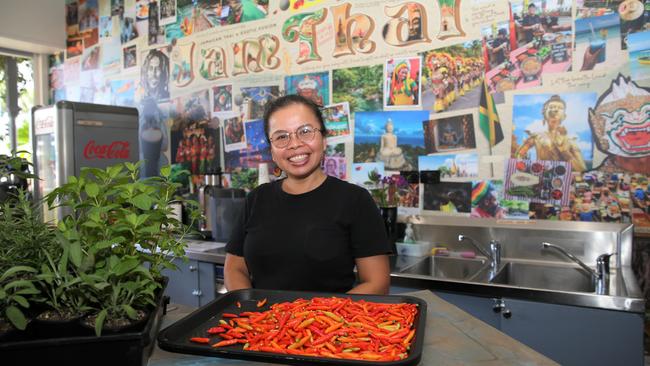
[528,3,536,8]
[263,94,327,142]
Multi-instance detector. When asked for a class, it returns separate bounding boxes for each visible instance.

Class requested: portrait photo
[384,56,422,108]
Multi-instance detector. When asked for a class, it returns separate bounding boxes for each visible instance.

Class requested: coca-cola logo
[83,140,130,160]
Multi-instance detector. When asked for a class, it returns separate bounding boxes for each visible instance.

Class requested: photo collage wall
[51,0,650,233]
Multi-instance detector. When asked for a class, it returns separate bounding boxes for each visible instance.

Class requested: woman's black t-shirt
[226,176,391,293]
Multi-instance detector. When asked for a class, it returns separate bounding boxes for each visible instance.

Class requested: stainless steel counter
[182,239,645,314]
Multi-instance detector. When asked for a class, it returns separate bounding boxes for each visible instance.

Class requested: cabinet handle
[502,309,512,319]
[192,289,202,297]
[492,298,504,313]
[189,265,197,272]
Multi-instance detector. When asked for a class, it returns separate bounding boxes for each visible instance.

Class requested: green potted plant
[45,162,198,335]
[0,266,39,337]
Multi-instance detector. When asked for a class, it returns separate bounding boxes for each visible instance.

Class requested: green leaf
[131,193,153,211]
[69,242,82,267]
[13,295,29,308]
[0,266,36,282]
[108,164,123,178]
[95,309,107,336]
[6,306,27,330]
[160,165,171,178]
[57,220,67,232]
[5,280,35,291]
[85,182,99,198]
[126,213,138,226]
[123,304,137,319]
[113,258,139,276]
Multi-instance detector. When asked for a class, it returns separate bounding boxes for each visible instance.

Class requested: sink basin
[400,256,487,280]
[489,262,596,293]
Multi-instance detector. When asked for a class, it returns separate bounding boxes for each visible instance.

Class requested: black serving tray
[158,288,427,366]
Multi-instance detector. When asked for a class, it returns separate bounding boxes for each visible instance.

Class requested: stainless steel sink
[399,256,487,280]
[489,261,596,293]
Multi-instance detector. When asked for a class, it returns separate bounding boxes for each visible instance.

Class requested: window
[0,53,34,158]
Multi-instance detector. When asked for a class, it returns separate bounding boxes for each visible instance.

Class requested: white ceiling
[0,0,66,55]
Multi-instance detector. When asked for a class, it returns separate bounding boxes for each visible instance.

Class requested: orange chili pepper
[236,301,241,308]
[189,337,210,344]
[212,339,239,348]
[222,313,238,318]
[257,298,267,307]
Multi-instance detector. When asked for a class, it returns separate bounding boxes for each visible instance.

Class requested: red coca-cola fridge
[31,101,139,222]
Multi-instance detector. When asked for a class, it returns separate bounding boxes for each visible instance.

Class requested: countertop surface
[149,290,557,365]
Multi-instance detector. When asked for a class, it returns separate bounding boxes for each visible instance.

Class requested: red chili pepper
[212,339,239,348]
[236,301,241,308]
[189,337,210,344]
[207,326,226,334]
[222,313,238,318]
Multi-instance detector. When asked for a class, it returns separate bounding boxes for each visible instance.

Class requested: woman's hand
[224,253,252,291]
[349,255,391,295]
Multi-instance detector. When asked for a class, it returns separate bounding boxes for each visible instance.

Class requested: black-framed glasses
[269,124,322,148]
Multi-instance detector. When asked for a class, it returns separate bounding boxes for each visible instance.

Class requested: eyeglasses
[269,124,322,148]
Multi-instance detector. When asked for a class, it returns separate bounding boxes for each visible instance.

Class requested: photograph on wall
[140,46,170,101]
[567,171,635,223]
[285,72,329,107]
[120,16,139,44]
[322,156,346,180]
[422,181,471,213]
[508,0,572,88]
[63,57,81,84]
[351,162,385,188]
[49,53,66,102]
[110,78,137,107]
[101,38,122,75]
[82,27,100,48]
[136,0,149,20]
[159,0,177,26]
[111,0,124,16]
[67,1,79,28]
[217,112,247,152]
[482,21,512,94]
[419,153,479,179]
[423,113,476,153]
[147,0,164,45]
[471,180,530,220]
[420,41,485,113]
[79,0,99,32]
[574,13,624,72]
[512,92,597,172]
[626,31,650,84]
[332,64,383,114]
[354,111,428,171]
[224,119,273,172]
[99,16,112,39]
[212,85,233,112]
[239,86,281,120]
[321,102,351,143]
[383,56,422,108]
[138,98,170,178]
[392,171,420,215]
[588,74,650,175]
[322,142,347,180]
[576,0,649,50]
[504,158,573,206]
[81,45,101,71]
[66,35,84,59]
[123,44,137,70]
[170,89,219,183]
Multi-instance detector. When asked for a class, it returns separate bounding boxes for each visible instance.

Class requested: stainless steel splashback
[412,217,633,268]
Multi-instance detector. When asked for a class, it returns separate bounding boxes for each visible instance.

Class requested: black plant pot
[379,206,398,255]
[0,278,169,366]
[81,310,149,336]
[30,311,86,339]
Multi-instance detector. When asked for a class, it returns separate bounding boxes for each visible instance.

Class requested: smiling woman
[224,94,392,295]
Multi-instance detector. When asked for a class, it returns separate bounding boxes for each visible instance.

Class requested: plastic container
[0,278,168,366]
[395,241,433,257]
[158,288,427,366]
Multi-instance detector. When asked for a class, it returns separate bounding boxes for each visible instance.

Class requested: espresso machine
[198,168,246,242]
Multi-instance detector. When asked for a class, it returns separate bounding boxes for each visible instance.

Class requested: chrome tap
[542,242,616,294]
[458,235,501,269]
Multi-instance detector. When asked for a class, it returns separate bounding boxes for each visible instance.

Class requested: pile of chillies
[189,297,419,362]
